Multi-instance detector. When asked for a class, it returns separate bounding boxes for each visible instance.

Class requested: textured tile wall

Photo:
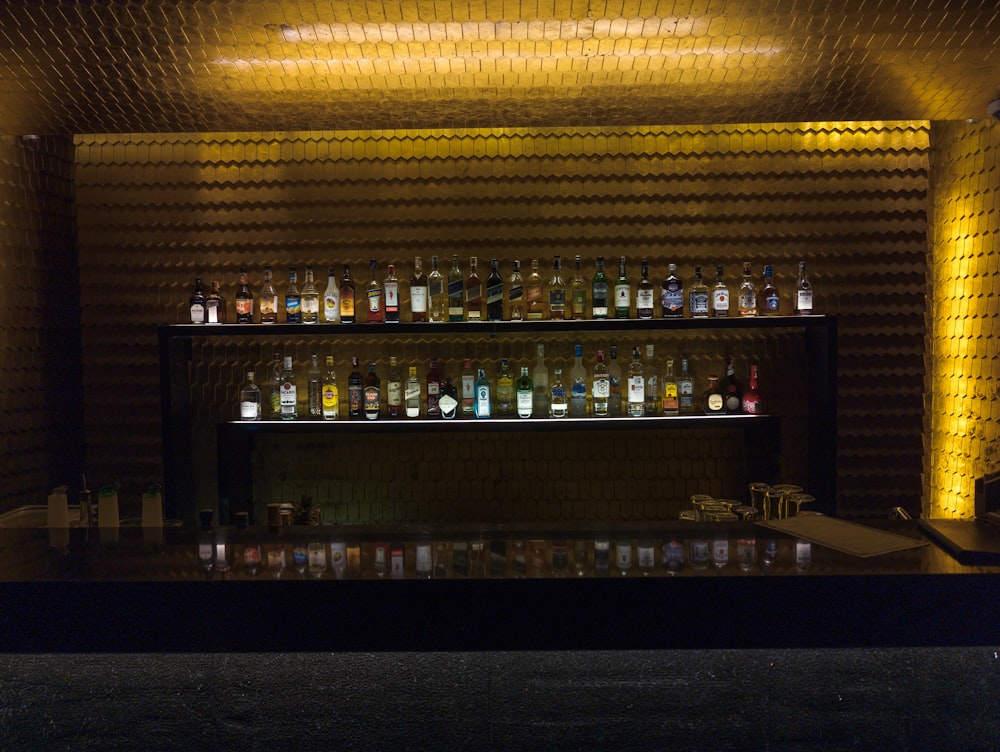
[0,136,80,513]
[926,121,1000,518]
[74,122,928,520]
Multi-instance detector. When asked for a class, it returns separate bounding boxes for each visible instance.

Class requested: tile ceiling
[0,0,998,136]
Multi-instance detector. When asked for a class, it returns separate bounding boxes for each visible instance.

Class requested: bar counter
[2,519,998,653]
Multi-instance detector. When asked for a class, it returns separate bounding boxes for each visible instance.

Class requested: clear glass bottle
[284,268,301,323]
[363,361,380,420]
[613,256,631,319]
[269,352,282,418]
[547,255,566,320]
[427,255,445,322]
[347,355,363,417]
[569,343,587,417]
[525,259,545,319]
[570,254,587,319]
[235,266,253,323]
[426,358,442,417]
[323,266,340,323]
[365,259,383,323]
[591,349,610,417]
[301,266,320,323]
[447,255,464,321]
[550,367,568,418]
[405,366,421,418]
[258,266,278,324]
[761,264,780,315]
[644,344,659,416]
[206,280,226,324]
[384,264,400,323]
[239,370,261,421]
[627,346,644,416]
[711,264,729,317]
[742,361,766,415]
[496,358,514,416]
[607,344,622,417]
[678,357,695,414]
[307,354,322,417]
[661,357,679,415]
[532,344,548,418]
[507,259,524,321]
[474,368,491,418]
[738,260,757,316]
[636,260,654,319]
[795,260,813,314]
[322,355,339,420]
[515,366,533,418]
[409,256,428,322]
[279,355,297,420]
[465,256,483,321]
[386,356,402,417]
[591,256,609,318]
[661,263,683,318]
[689,266,709,318]
[486,258,504,321]
[339,264,355,323]
[460,358,476,415]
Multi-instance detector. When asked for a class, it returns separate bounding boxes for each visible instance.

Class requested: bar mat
[918,519,1000,565]
[757,516,928,557]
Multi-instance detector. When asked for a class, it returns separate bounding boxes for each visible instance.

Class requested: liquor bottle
[409,256,428,322]
[235,266,254,323]
[742,361,766,414]
[644,344,659,416]
[607,344,622,417]
[613,256,631,318]
[307,354,322,417]
[515,366,533,418]
[347,355,363,417]
[339,264,355,323]
[703,374,725,414]
[761,264,780,315]
[439,377,459,419]
[524,259,545,319]
[569,255,587,320]
[269,352,282,418]
[547,255,566,320]
[688,266,710,318]
[404,366,421,417]
[591,256,609,318]
[496,358,514,416]
[711,264,729,317]
[550,368,568,418]
[363,362,381,420]
[569,343,587,417]
[627,346,644,416]
[300,266,320,323]
[795,260,813,314]
[460,358,476,415]
[426,358,442,417]
[365,259,383,323]
[465,256,483,321]
[284,268,301,323]
[507,259,524,321]
[662,357,679,415]
[384,264,400,323]
[323,267,340,323]
[474,368,491,418]
[724,356,743,414]
[239,370,261,421]
[279,355,297,420]
[678,357,695,414]
[447,255,464,321]
[591,349,610,417]
[386,356,403,417]
[486,259,504,321]
[661,263,683,318]
[322,355,339,420]
[532,344,549,418]
[737,261,757,316]
[206,280,226,324]
[427,255,446,322]
[636,260,654,319]
[258,266,278,324]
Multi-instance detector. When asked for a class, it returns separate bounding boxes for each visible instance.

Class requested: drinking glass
[768,484,803,520]
[786,493,815,517]
[737,538,757,572]
[748,482,770,517]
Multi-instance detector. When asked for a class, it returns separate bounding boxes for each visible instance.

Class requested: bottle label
[404,384,420,401]
[340,289,354,317]
[280,382,296,412]
[410,286,427,313]
[301,297,319,316]
[348,385,362,413]
[593,377,609,398]
[662,283,683,314]
[367,289,381,314]
[765,291,779,312]
[516,390,533,417]
[235,299,252,317]
[662,383,679,412]
[286,295,301,315]
[712,290,729,314]
[526,285,543,305]
[797,290,813,313]
[190,304,205,324]
[508,284,523,302]
[690,291,709,315]
[385,282,399,308]
[322,386,338,411]
[549,289,565,311]
[240,401,258,420]
[628,377,644,403]
[636,289,654,312]
[466,283,481,303]
[461,375,475,407]
[571,289,586,318]
[363,386,380,414]
[487,282,503,305]
[571,382,587,399]
[614,283,630,310]
[205,301,219,324]
[707,393,724,412]
[387,381,402,405]
[476,385,491,416]
[438,392,458,417]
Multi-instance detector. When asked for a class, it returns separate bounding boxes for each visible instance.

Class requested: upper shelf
[160,315,834,338]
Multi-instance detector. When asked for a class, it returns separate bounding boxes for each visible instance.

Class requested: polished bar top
[1,520,998,652]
